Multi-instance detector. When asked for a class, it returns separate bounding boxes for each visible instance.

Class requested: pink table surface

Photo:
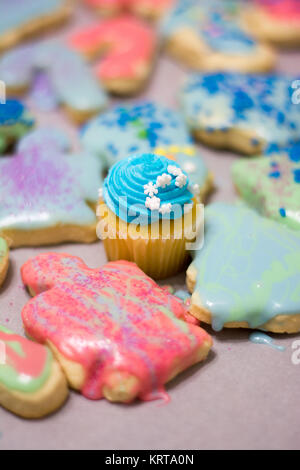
[1,4,300,450]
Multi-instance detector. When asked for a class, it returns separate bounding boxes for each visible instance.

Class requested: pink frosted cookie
[84,0,174,20]
[21,254,212,403]
[69,15,157,95]
[243,0,300,46]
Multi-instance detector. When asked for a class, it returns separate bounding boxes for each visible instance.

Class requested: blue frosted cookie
[81,102,213,200]
[0,99,34,154]
[160,0,275,73]
[180,72,300,155]
[187,202,300,333]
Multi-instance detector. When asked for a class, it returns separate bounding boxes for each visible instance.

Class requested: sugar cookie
[0,0,71,53]
[0,129,103,247]
[242,0,300,47]
[0,99,34,154]
[180,72,300,155]
[0,238,9,287]
[187,203,300,334]
[81,102,213,200]
[84,0,173,20]
[232,142,300,231]
[0,325,68,418]
[160,0,275,73]
[21,254,212,403]
[69,15,157,95]
[0,42,108,124]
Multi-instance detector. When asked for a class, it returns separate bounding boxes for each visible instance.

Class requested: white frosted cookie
[180,72,300,155]
[160,0,275,73]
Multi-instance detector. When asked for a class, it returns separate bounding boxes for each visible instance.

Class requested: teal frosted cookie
[0,42,108,124]
[81,102,212,200]
[232,142,300,231]
[0,237,9,286]
[187,203,300,333]
[0,99,34,154]
[160,0,275,73]
[0,128,103,247]
[180,72,300,155]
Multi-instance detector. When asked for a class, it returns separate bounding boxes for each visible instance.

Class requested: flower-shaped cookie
[21,254,212,403]
[0,129,103,247]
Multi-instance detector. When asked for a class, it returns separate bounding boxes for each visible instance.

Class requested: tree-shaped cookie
[69,15,157,95]
[21,254,212,403]
[0,129,103,247]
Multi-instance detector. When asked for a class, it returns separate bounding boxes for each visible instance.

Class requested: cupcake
[97,153,202,279]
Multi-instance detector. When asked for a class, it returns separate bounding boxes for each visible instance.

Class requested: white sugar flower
[183,161,196,173]
[156,173,172,188]
[167,165,182,177]
[145,196,161,211]
[144,182,158,197]
[98,187,103,198]
[175,173,187,188]
[159,203,172,214]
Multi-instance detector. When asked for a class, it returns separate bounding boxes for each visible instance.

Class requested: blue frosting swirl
[103,153,193,225]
